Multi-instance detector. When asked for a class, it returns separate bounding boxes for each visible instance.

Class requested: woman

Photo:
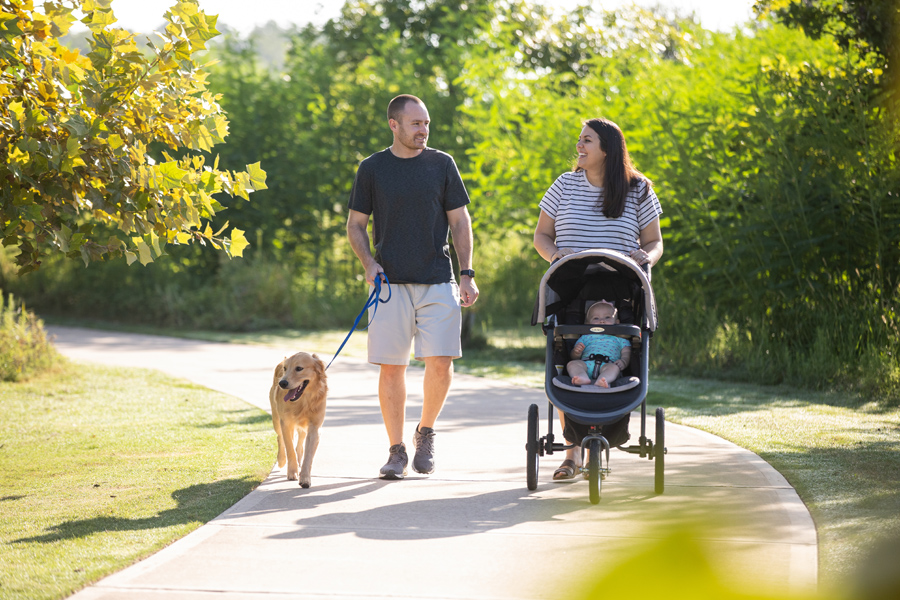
[533,117,663,481]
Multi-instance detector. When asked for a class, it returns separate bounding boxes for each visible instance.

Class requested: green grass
[0,361,273,600]
[648,376,900,594]
[19,321,900,595]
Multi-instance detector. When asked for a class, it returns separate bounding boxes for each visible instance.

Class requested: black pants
[564,413,630,448]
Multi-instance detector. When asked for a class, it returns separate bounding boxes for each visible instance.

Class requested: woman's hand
[629,248,650,265]
[551,247,576,262]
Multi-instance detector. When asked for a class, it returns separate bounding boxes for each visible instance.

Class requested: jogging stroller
[527,249,666,504]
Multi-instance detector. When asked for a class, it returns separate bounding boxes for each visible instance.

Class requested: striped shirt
[539,170,662,256]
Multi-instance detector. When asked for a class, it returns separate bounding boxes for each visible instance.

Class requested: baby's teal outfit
[576,334,630,374]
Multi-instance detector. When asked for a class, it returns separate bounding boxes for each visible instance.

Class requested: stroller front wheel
[588,438,601,504]
[526,404,540,491]
[654,407,665,494]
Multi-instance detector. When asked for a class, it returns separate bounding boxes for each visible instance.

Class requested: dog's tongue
[284,380,308,402]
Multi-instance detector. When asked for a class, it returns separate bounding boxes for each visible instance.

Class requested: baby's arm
[613,343,631,371]
[570,337,586,359]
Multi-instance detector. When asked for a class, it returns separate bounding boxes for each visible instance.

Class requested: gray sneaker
[412,425,436,474]
[379,443,408,480]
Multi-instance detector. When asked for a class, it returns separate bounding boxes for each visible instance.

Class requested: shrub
[0,291,59,382]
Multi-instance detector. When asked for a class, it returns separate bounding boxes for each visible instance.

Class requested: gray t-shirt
[348,148,470,284]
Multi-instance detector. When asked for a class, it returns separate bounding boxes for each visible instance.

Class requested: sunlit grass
[34,321,900,593]
[648,375,900,593]
[0,362,273,600]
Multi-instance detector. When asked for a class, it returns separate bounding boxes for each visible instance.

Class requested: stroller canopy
[535,250,658,331]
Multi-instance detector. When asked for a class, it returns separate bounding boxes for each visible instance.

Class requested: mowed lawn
[0,362,273,600]
[3,325,899,599]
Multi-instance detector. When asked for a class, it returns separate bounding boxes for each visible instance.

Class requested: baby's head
[586,301,618,325]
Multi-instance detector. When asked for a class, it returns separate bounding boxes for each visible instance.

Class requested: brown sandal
[552,459,577,481]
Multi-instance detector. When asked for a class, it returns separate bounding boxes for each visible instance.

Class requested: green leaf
[155,162,189,190]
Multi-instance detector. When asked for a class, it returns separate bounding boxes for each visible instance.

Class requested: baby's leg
[594,363,621,388]
[567,360,591,385]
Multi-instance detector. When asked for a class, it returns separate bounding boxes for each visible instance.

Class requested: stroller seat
[552,375,641,393]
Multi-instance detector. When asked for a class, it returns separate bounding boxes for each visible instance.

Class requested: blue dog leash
[326,273,391,370]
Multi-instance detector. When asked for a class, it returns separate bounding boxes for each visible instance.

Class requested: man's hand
[365,262,386,287]
[459,277,479,307]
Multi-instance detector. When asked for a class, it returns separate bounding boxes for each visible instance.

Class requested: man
[346,94,479,480]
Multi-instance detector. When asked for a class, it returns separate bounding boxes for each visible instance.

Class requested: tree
[754,0,899,84]
[0,0,266,274]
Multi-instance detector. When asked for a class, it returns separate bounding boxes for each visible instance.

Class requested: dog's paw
[287,470,299,481]
[300,481,310,489]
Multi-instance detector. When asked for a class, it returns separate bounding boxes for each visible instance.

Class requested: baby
[567,301,631,388]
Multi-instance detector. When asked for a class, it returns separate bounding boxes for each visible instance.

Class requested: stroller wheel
[526,404,540,491]
[588,438,601,504]
[655,407,665,494]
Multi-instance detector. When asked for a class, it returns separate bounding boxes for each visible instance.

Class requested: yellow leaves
[61,136,86,173]
[207,114,229,141]
[0,12,18,31]
[231,172,252,201]
[127,232,164,266]
[45,4,76,37]
[195,124,215,151]
[83,0,115,12]
[198,190,216,217]
[229,228,249,258]
[154,162,189,190]
[7,100,25,128]
[133,238,153,265]
[247,162,268,191]
[3,0,258,272]
[58,46,82,64]
[83,6,117,34]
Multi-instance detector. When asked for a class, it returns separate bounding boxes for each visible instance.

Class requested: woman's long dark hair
[576,118,650,218]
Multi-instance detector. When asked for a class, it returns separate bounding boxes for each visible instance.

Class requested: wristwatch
[460,269,475,278]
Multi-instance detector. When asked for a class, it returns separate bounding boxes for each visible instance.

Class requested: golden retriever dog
[269,352,327,488]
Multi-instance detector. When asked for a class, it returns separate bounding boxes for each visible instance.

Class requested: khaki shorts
[367,282,462,365]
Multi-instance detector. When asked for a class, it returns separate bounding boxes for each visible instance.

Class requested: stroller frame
[527,250,666,504]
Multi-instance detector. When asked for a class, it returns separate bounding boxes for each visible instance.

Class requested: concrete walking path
[49,326,818,599]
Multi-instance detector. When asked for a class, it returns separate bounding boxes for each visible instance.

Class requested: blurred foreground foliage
[1,0,897,401]
[569,526,900,600]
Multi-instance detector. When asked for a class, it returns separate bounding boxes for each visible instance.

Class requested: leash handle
[326,273,390,370]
